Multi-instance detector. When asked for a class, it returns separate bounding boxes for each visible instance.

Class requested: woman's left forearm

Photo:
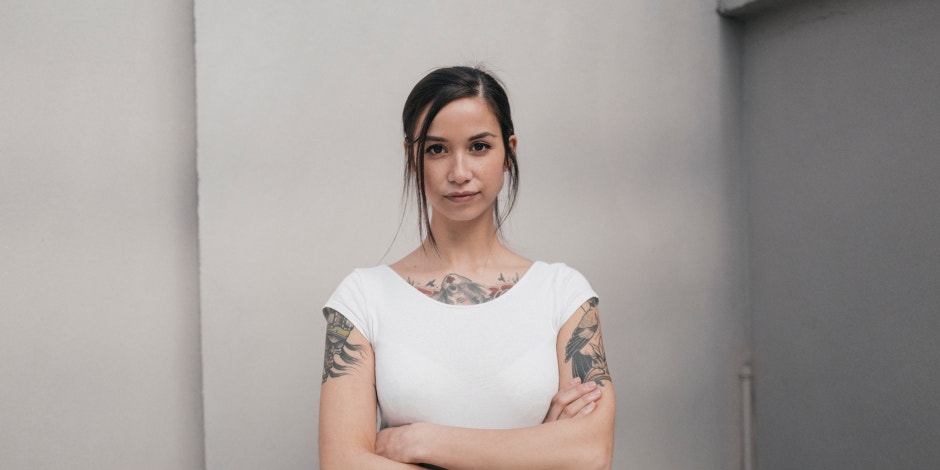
[395,389,615,470]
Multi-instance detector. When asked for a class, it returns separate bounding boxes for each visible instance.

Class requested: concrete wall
[741,0,940,468]
[0,1,204,469]
[195,1,747,468]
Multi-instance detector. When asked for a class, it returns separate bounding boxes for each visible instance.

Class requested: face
[412,97,517,227]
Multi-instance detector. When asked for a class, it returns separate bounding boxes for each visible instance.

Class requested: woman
[319,66,615,469]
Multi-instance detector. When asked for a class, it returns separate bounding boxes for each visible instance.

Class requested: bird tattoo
[564,297,611,386]
[435,273,491,305]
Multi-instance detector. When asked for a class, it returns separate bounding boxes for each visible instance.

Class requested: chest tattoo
[409,272,519,305]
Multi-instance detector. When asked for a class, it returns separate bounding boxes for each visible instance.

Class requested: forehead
[422,97,500,136]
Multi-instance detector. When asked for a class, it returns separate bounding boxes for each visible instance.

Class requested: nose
[448,151,472,184]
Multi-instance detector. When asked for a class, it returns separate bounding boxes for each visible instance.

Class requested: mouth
[445,191,479,202]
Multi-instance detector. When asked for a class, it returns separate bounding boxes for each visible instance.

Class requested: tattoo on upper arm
[322,307,365,384]
[564,297,611,386]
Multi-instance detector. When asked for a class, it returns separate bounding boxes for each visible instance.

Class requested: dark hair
[402,66,519,247]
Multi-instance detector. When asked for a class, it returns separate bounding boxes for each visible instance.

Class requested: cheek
[480,167,505,193]
[423,164,447,188]
[484,159,507,182]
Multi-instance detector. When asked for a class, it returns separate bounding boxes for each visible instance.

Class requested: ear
[505,134,518,171]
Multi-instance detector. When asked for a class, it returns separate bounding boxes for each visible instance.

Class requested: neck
[423,215,504,273]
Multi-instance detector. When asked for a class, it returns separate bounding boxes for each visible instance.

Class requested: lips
[445,191,479,202]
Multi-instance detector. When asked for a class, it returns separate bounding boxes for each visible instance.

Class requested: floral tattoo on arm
[321,307,364,384]
[564,297,611,386]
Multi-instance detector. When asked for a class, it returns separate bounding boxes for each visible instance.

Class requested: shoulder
[324,266,397,343]
[532,261,591,285]
[326,265,398,308]
[529,261,598,328]
[334,265,395,287]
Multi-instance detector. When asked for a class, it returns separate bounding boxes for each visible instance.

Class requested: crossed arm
[318,299,615,469]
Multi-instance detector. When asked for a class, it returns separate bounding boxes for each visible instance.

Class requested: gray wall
[195,1,747,469]
[22,1,938,469]
[12,1,938,469]
[741,0,940,468]
[0,1,204,469]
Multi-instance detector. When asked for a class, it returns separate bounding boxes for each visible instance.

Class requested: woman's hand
[543,376,603,423]
[376,378,601,467]
[376,423,426,464]
[376,424,411,463]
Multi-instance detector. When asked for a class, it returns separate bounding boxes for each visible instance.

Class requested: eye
[470,141,492,152]
[426,144,446,155]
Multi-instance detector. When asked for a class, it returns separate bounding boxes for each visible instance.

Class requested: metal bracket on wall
[717,0,798,19]
[740,364,755,470]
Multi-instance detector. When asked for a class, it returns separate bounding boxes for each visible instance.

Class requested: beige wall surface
[743,0,940,468]
[196,1,747,468]
[0,1,203,469]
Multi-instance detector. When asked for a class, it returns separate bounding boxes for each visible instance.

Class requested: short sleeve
[323,270,374,343]
[553,264,599,331]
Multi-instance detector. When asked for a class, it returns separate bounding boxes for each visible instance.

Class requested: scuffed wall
[743,0,940,468]
[195,1,747,468]
[0,1,204,469]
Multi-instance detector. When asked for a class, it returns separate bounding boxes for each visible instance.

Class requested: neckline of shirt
[378,261,545,310]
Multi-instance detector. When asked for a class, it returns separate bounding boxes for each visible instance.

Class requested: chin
[435,208,493,225]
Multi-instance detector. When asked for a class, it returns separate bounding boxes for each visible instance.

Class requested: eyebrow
[424,132,497,142]
[469,132,497,141]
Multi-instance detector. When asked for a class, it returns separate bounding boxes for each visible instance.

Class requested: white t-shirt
[324,261,597,430]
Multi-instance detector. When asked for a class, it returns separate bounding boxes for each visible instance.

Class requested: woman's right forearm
[319,320,421,468]
[320,450,427,469]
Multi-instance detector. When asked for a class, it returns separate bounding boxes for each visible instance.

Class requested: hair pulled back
[402,66,519,247]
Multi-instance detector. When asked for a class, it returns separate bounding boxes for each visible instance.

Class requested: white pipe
[740,364,754,470]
